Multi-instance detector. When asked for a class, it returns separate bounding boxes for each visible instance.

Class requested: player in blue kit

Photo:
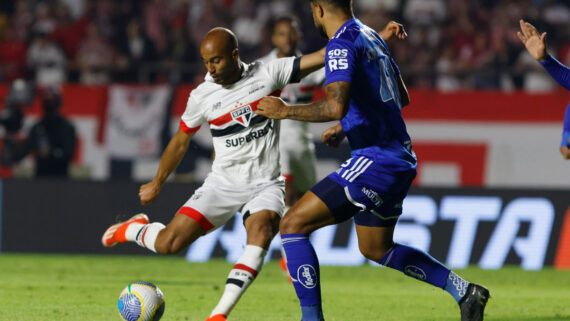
[256,1,490,320]
[518,19,570,159]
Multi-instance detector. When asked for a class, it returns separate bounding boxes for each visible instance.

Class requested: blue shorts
[310,156,416,227]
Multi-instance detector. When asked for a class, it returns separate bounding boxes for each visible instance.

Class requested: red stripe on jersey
[180,120,201,133]
[208,90,282,127]
[177,207,215,232]
[298,85,318,93]
[233,263,258,278]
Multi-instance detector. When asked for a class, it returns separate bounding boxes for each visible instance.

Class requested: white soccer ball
[117,282,165,321]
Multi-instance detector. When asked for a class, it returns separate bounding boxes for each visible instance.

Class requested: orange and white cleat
[205,314,227,321]
[101,213,149,247]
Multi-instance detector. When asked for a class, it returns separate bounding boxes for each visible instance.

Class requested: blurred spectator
[60,0,87,19]
[94,0,116,41]
[0,79,33,177]
[12,0,33,41]
[27,32,67,86]
[356,0,399,13]
[232,0,266,61]
[49,2,90,59]
[405,28,436,88]
[161,20,199,83]
[10,87,76,177]
[188,0,231,46]
[0,79,31,136]
[31,2,56,35]
[75,22,115,85]
[114,18,158,82]
[0,24,28,82]
[0,0,568,90]
[435,45,461,92]
[469,32,501,88]
[142,0,171,56]
[516,49,558,92]
[403,0,446,26]
[542,0,570,25]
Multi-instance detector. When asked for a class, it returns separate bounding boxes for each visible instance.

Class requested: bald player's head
[200,28,242,85]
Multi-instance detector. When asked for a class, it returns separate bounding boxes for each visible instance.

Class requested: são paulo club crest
[230,104,253,127]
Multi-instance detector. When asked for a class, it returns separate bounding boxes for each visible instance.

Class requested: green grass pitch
[0,254,569,321]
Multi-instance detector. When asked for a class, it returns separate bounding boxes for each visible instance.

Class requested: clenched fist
[139,180,162,205]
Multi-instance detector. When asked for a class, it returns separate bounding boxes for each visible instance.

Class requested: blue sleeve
[562,97,570,147]
[324,39,357,86]
[540,54,570,91]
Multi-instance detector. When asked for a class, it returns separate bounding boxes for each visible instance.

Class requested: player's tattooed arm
[256,81,350,122]
[139,128,195,205]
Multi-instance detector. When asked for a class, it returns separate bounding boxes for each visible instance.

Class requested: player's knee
[154,231,184,255]
[280,210,313,235]
[246,217,278,247]
[359,243,393,262]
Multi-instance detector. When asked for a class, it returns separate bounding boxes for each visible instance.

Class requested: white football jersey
[259,49,325,177]
[180,57,298,186]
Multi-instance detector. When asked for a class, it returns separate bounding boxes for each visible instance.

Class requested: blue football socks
[281,233,324,321]
[377,243,469,303]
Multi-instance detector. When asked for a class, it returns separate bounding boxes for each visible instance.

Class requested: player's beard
[314,20,328,39]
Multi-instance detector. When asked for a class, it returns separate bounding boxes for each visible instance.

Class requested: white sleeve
[180,92,205,133]
[299,67,326,87]
[263,57,298,90]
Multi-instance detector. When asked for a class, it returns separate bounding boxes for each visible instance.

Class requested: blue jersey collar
[332,18,358,39]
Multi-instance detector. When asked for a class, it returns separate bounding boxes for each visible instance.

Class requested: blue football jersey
[325,18,416,171]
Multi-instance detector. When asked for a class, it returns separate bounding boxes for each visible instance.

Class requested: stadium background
[0,0,569,285]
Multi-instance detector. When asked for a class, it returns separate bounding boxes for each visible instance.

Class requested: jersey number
[377,55,400,106]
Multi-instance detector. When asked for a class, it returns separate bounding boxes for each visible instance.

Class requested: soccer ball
[117,282,165,321]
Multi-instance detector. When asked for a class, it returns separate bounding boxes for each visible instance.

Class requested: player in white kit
[259,17,326,279]
[259,17,325,207]
[101,28,326,321]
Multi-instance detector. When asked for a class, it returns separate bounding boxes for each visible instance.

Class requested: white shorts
[177,176,285,232]
[279,119,317,192]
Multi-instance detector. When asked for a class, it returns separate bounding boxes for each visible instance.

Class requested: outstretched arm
[139,128,194,205]
[518,19,570,90]
[297,21,407,80]
[256,81,350,122]
[540,55,570,91]
[298,47,327,79]
[517,19,547,61]
[379,21,407,41]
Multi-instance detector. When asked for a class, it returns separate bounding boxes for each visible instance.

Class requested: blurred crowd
[0,0,569,91]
